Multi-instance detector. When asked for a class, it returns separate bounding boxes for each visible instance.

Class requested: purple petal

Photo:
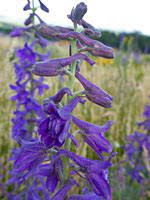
[50,87,72,104]
[46,173,59,192]
[38,118,49,135]
[24,14,34,26]
[68,2,87,23]
[23,0,31,11]
[39,0,49,13]
[58,120,70,143]
[87,172,112,200]
[59,96,82,120]
[52,178,76,200]
[68,192,101,200]
[32,53,95,77]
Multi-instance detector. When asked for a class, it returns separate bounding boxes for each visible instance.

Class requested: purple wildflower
[23,0,31,11]
[38,96,81,148]
[68,2,87,23]
[14,141,48,173]
[138,104,150,131]
[76,71,113,108]
[10,27,29,37]
[24,13,34,26]
[72,116,113,157]
[16,43,36,64]
[32,53,95,77]
[124,131,150,183]
[38,0,49,13]
[57,150,114,200]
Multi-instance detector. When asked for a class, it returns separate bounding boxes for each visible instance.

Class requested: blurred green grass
[0,34,150,199]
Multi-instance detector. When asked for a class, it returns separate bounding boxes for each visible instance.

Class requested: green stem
[69,22,77,93]
[65,22,77,152]
[63,23,78,182]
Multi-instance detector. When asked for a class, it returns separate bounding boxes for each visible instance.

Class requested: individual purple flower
[58,150,114,200]
[10,83,29,105]
[32,77,49,96]
[38,96,82,148]
[10,27,29,37]
[35,32,49,47]
[14,140,48,174]
[76,71,112,108]
[16,43,36,64]
[72,116,113,157]
[32,53,95,77]
[68,2,87,23]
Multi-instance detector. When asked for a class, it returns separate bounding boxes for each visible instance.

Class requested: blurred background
[0,0,150,199]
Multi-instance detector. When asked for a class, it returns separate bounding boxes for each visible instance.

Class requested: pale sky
[0,0,150,35]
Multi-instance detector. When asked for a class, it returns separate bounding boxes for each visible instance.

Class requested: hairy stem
[63,22,78,182]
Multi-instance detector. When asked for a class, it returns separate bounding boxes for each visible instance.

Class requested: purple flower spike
[50,87,72,104]
[72,116,113,156]
[68,2,87,23]
[52,178,76,200]
[76,72,112,108]
[32,53,95,77]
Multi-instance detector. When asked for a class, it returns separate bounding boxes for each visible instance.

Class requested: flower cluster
[8,0,50,198]
[9,1,115,200]
[124,100,150,183]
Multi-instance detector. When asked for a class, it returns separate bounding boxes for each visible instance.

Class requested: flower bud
[32,53,95,77]
[23,0,31,11]
[76,72,112,108]
[39,0,49,13]
[68,2,87,23]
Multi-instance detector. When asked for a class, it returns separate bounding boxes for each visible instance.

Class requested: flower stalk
[70,22,78,93]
